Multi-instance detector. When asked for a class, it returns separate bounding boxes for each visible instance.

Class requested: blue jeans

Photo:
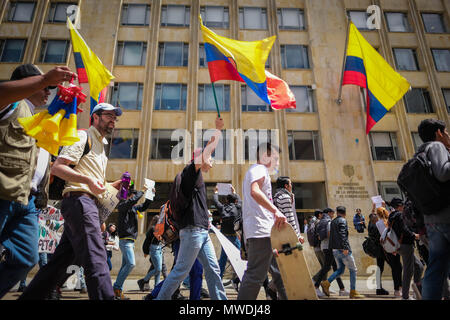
[218,235,241,279]
[0,196,39,298]
[113,239,135,291]
[106,250,112,271]
[328,249,358,290]
[422,223,450,300]
[143,244,163,286]
[156,226,226,300]
[19,252,48,288]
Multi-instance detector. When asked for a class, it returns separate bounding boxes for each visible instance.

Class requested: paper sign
[38,205,64,254]
[97,183,120,223]
[371,195,384,208]
[217,183,232,195]
[144,178,155,200]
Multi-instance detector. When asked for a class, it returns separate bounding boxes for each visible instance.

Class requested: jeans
[106,250,112,271]
[143,244,163,286]
[218,235,241,278]
[314,249,345,290]
[113,239,135,291]
[397,243,424,299]
[156,226,226,300]
[0,196,40,298]
[422,223,450,300]
[328,250,358,290]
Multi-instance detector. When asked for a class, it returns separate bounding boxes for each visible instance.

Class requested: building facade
[1,0,449,274]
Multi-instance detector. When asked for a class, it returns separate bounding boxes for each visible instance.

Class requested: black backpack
[397,143,450,216]
[306,219,320,247]
[362,236,383,258]
[48,131,92,200]
[316,215,331,241]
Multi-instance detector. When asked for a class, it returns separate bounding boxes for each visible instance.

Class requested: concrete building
[1,0,449,276]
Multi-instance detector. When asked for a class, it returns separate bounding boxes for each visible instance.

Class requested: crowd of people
[0,63,448,301]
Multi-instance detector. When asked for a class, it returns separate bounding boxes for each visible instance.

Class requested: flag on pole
[67,18,114,112]
[265,70,296,110]
[343,22,410,133]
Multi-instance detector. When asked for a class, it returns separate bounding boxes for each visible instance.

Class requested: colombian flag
[200,16,275,105]
[343,22,410,133]
[68,18,114,112]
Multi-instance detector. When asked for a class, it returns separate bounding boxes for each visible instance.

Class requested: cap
[10,64,56,89]
[388,197,404,208]
[90,102,122,117]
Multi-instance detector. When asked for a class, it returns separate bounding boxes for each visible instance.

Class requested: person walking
[353,208,366,233]
[105,223,119,271]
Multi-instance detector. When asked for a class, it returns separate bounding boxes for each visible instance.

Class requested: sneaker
[394,290,402,297]
[114,289,130,300]
[339,289,350,296]
[329,288,337,295]
[137,279,146,292]
[349,290,365,299]
[376,288,389,295]
[265,287,278,300]
[320,280,331,297]
[315,288,325,298]
[222,279,232,287]
[232,278,240,293]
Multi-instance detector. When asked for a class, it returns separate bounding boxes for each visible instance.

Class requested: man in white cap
[20,102,122,300]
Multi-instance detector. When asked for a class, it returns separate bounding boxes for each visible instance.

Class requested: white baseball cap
[91,103,122,116]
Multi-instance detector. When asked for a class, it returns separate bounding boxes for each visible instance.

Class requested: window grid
[287,130,323,160]
[110,83,143,111]
[47,2,76,23]
[161,5,190,27]
[116,41,147,66]
[404,88,434,113]
[39,39,69,63]
[198,84,230,112]
[121,4,151,26]
[239,7,267,30]
[281,45,310,69]
[369,132,400,161]
[385,12,411,32]
[0,39,27,62]
[7,1,36,22]
[241,85,270,112]
[107,128,139,159]
[431,49,450,72]
[277,8,305,30]
[393,48,419,71]
[154,84,187,111]
[158,42,189,67]
[200,6,229,29]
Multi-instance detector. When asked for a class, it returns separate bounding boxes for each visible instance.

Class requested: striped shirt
[273,188,301,238]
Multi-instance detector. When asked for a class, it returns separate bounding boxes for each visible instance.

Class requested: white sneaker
[315,288,325,297]
[329,288,337,295]
[394,290,402,297]
[339,289,350,296]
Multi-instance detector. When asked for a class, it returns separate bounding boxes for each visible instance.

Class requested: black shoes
[376,288,390,295]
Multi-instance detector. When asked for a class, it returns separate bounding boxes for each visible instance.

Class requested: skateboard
[271,223,318,300]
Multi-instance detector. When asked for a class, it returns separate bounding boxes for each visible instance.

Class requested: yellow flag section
[343,22,410,133]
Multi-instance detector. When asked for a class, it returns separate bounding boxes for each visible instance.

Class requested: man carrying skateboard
[237,142,287,300]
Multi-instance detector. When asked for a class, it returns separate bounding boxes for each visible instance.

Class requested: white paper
[97,183,120,223]
[144,178,155,200]
[217,183,232,195]
[371,195,384,208]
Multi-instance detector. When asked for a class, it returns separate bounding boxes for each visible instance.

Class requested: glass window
[393,48,419,71]
[158,42,189,67]
[106,129,139,159]
[0,39,27,62]
[116,41,147,66]
[151,129,182,159]
[385,12,411,32]
[239,7,267,30]
[287,131,323,160]
[7,2,36,22]
[110,83,143,110]
[377,181,404,203]
[277,8,305,30]
[161,5,190,27]
[443,89,450,113]
[241,85,270,112]
[48,2,76,23]
[286,86,315,113]
[39,40,69,63]
[200,6,229,28]
[369,132,400,161]
[404,88,433,113]
[422,13,447,33]
[411,132,423,152]
[348,11,369,31]
[243,129,278,161]
[154,84,187,111]
[121,4,150,26]
[281,45,309,69]
[431,49,450,72]
[199,44,206,67]
[292,182,327,210]
[198,84,230,112]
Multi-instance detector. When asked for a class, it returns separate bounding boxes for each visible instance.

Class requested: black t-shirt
[178,162,209,230]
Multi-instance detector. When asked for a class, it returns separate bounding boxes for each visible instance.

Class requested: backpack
[306,219,320,247]
[380,225,401,254]
[48,130,92,200]
[397,143,450,216]
[362,236,383,258]
[316,215,331,241]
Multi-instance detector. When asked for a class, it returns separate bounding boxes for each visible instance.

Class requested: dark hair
[256,142,281,162]
[418,119,446,143]
[227,193,238,204]
[336,206,346,214]
[107,223,117,237]
[276,176,291,189]
[314,209,322,218]
[90,110,102,124]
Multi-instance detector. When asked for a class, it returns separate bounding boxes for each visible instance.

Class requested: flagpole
[336,15,351,105]
[211,82,221,118]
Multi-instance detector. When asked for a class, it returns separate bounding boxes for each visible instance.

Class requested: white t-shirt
[242,164,274,240]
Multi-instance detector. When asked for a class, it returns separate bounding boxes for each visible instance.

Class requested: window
[110,83,143,110]
[161,5,190,27]
[281,45,309,69]
[106,129,139,159]
[243,129,278,161]
[0,39,27,62]
[7,1,36,22]
[348,11,370,31]
[385,12,411,32]
[200,6,229,28]
[199,44,206,67]
[277,8,305,30]
[411,132,423,152]
[241,85,270,112]
[431,49,450,72]
[292,182,327,210]
[421,13,447,33]
[154,84,187,111]
[287,131,323,160]
[369,132,400,161]
[47,2,76,23]
[158,42,189,67]
[393,48,419,71]
[151,129,181,160]
[443,89,450,113]
[286,86,315,113]
[121,4,150,26]
[198,84,230,112]
[116,41,147,66]
[377,182,404,203]
[404,88,433,113]
[196,129,231,162]
[39,40,69,63]
[239,7,267,30]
